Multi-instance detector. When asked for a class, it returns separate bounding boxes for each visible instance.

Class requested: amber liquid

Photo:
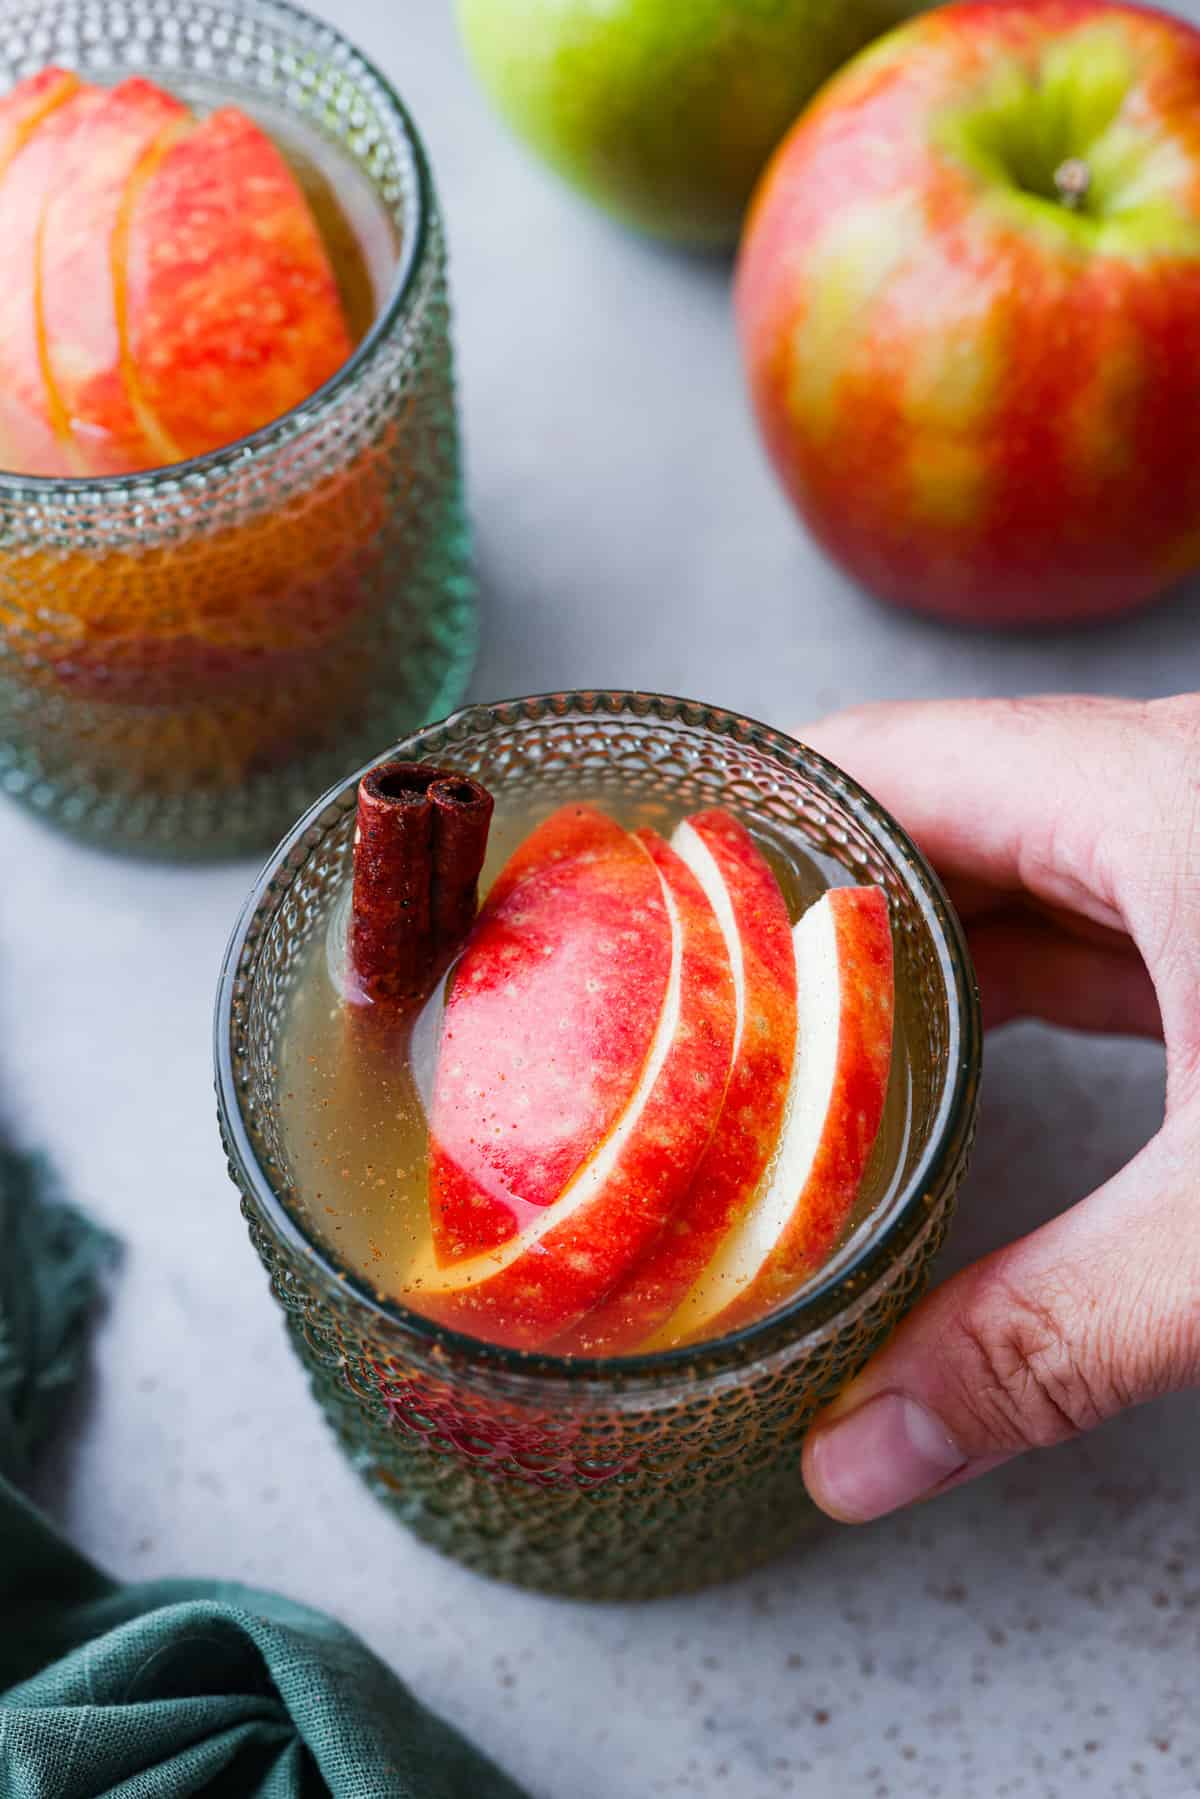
[275,791,919,1355]
[9,85,405,783]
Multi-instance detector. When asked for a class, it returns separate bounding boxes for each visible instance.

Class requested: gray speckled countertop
[4,3,1199,1794]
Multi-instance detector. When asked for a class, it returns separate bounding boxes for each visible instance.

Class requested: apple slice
[0,67,80,169]
[408,826,737,1349]
[0,84,101,476]
[554,809,797,1355]
[648,885,894,1349]
[428,805,673,1259]
[123,105,352,464]
[40,77,188,477]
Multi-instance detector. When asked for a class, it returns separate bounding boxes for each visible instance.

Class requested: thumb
[802,1107,1200,1522]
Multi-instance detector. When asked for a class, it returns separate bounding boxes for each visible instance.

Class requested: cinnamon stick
[429,775,495,954]
[349,760,493,1006]
[350,762,437,1004]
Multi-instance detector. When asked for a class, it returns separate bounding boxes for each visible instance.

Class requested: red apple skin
[479,800,632,913]
[428,806,672,1260]
[737,1,1200,627]
[0,86,101,476]
[687,886,894,1345]
[40,77,188,476]
[124,105,353,463]
[412,828,737,1351]
[555,810,797,1356]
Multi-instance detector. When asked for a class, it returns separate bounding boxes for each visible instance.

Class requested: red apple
[737,0,1200,627]
[555,810,797,1356]
[41,78,188,476]
[124,104,352,465]
[651,885,893,1348]
[410,817,737,1349]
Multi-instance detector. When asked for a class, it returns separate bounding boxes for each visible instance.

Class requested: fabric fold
[0,1143,529,1799]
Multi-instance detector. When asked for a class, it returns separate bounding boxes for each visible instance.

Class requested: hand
[798,694,1200,1522]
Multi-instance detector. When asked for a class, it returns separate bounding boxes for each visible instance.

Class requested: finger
[969,913,1162,1037]
[801,1110,1200,1523]
[802,695,1148,935]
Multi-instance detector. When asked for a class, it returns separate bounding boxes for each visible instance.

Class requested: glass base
[262,1193,954,1602]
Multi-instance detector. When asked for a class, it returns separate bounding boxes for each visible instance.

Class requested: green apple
[456,0,931,248]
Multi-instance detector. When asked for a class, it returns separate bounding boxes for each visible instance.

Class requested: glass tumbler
[0,0,474,857]
[216,692,981,1600]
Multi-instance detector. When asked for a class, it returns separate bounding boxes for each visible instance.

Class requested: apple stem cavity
[1054,157,1091,212]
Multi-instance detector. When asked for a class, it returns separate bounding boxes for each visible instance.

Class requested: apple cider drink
[0,1,474,855]
[220,695,980,1596]
[275,771,914,1357]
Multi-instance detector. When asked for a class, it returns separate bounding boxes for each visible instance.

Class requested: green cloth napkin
[0,1144,530,1799]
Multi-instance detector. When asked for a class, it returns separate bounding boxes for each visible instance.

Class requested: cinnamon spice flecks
[348,760,493,1007]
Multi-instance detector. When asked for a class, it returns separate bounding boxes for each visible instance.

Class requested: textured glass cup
[0,0,474,857]
[216,693,981,1599]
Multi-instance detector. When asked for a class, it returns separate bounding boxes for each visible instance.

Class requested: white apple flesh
[553,809,797,1356]
[648,884,893,1348]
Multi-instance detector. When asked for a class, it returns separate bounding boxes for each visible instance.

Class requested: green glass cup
[216,692,981,1600]
[0,0,474,857]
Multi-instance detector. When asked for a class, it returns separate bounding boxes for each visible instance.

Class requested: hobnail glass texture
[216,693,982,1599]
[0,0,475,857]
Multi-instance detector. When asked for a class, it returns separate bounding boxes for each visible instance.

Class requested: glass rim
[215,690,982,1388]
[0,0,430,497]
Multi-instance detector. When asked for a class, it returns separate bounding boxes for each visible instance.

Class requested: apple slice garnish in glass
[410,807,738,1350]
[404,800,895,1355]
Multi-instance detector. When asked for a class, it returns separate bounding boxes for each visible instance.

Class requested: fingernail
[805,1392,967,1522]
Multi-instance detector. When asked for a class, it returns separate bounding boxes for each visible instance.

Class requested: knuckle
[1045,697,1200,989]
[1146,692,1200,750]
[999,696,1135,916]
[941,1278,1119,1453]
[1029,792,1113,916]
[1125,700,1200,1012]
